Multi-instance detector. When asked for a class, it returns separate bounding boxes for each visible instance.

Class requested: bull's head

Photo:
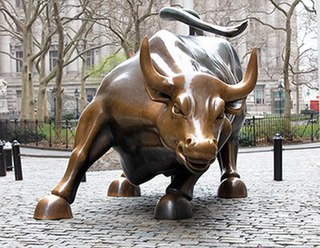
[140,37,257,174]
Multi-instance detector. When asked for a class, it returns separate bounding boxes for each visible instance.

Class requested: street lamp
[277,83,284,116]
[74,88,79,119]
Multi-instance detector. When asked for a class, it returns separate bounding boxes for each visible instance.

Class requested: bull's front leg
[34,101,113,220]
[217,136,247,198]
[154,167,202,220]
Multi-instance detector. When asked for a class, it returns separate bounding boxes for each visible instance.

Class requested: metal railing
[0,114,319,149]
[0,119,77,150]
[239,114,319,146]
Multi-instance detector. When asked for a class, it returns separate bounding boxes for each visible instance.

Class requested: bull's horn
[224,48,258,102]
[139,37,173,95]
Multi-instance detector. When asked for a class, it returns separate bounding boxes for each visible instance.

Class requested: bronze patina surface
[34,8,258,220]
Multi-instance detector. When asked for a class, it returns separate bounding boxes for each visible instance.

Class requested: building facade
[193,0,305,115]
[0,0,306,119]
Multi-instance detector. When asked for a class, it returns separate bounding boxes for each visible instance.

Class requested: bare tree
[195,0,316,117]
[246,0,315,117]
[0,0,47,120]
[93,0,164,58]
[34,2,56,122]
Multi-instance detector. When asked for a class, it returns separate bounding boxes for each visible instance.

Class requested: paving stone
[0,145,320,247]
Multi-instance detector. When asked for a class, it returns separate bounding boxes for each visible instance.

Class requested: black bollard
[273,133,283,181]
[12,140,23,180]
[0,141,6,177]
[4,142,13,171]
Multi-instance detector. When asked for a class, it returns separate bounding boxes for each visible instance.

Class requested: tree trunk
[36,49,48,122]
[121,40,131,58]
[20,28,35,121]
[295,82,299,114]
[80,55,87,113]
[36,85,47,122]
[283,18,292,118]
[134,20,141,52]
[53,1,64,139]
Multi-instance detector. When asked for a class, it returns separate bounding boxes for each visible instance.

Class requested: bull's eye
[172,103,183,116]
[217,111,225,120]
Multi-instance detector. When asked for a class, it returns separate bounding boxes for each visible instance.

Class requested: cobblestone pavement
[1,145,320,247]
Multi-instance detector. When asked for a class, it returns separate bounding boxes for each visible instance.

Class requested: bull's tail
[159,7,247,37]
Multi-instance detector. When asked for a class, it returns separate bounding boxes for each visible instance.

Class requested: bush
[4,128,46,144]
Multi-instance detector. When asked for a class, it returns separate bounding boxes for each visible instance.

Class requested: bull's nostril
[209,139,217,145]
[177,142,184,153]
[186,137,195,146]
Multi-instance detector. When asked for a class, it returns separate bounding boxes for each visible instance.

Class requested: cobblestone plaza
[1,144,320,247]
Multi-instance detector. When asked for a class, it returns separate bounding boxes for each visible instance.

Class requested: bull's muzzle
[176,136,217,174]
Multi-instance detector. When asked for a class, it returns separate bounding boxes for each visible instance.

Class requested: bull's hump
[148,30,238,81]
[149,31,195,76]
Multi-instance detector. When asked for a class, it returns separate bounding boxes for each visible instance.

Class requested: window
[16,90,22,112]
[86,50,95,68]
[86,88,96,102]
[15,0,21,8]
[49,50,58,71]
[16,51,23,73]
[254,85,265,105]
[273,87,285,114]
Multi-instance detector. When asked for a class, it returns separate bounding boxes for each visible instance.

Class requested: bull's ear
[144,81,172,103]
[225,98,246,115]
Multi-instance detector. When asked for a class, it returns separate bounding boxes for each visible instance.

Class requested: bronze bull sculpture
[34,8,258,220]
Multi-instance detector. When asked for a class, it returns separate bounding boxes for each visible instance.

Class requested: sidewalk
[20,146,71,158]
[1,143,319,247]
[20,141,320,157]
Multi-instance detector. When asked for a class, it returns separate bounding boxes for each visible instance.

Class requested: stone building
[193,0,304,115]
[0,0,114,119]
[0,0,306,119]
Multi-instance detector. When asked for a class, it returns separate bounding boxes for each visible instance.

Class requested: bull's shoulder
[178,35,242,83]
[148,31,195,76]
[150,30,178,43]
[178,35,237,63]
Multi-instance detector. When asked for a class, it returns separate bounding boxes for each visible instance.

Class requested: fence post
[14,119,18,138]
[252,116,256,146]
[24,119,27,145]
[12,140,23,181]
[49,120,52,147]
[310,113,314,142]
[273,133,283,181]
[5,120,9,140]
[0,141,6,177]
[66,120,69,149]
[35,119,38,146]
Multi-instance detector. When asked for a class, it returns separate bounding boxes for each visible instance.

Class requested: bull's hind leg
[217,138,247,198]
[34,101,113,220]
[154,167,201,219]
[107,173,141,197]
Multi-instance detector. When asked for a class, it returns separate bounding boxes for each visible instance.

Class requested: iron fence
[0,114,319,149]
[239,114,319,146]
[0,119,77,150]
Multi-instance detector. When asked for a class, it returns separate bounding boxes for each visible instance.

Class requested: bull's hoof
[107,177,141,197]
[154,194,193,220]
[34,195,73,220]
[217,177,247,198]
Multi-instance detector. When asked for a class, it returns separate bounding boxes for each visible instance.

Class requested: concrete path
[1,143,320,247]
